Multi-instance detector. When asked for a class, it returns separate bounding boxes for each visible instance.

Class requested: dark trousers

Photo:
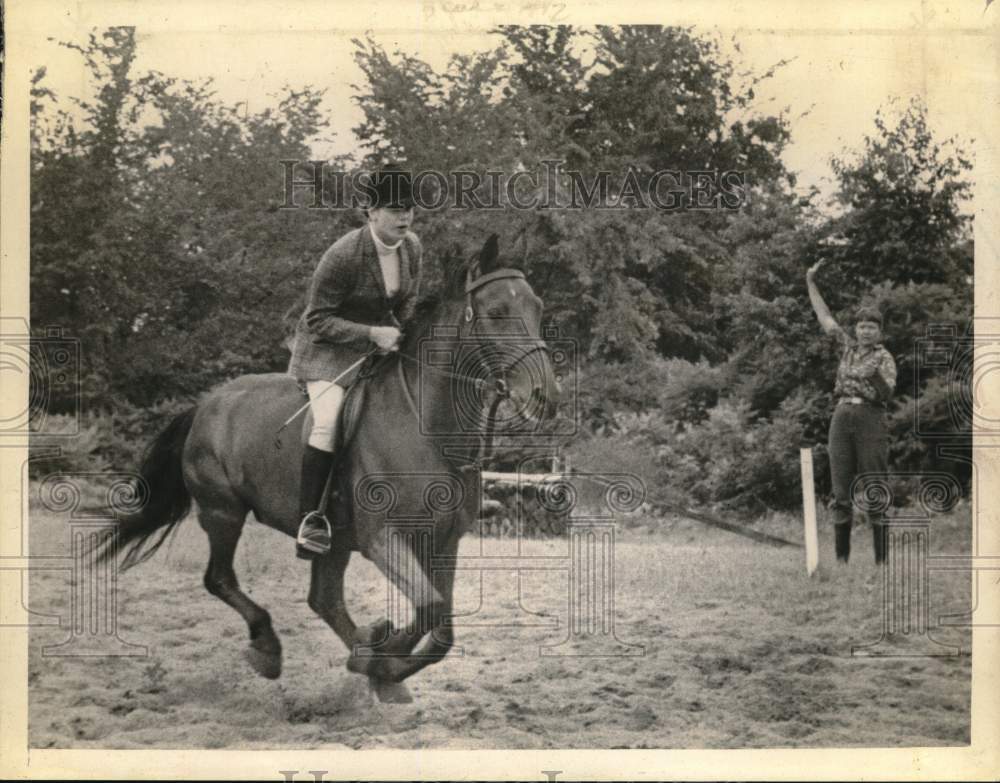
[828,402,889,562]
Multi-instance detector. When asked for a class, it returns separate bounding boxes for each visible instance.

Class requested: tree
[350,25,794,369]
[31,28,338,408]
[828,98,972,290]
[34,27,973,510]
[31,28,155,405]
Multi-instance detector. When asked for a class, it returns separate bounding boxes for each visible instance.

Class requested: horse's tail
[94,406,198,571]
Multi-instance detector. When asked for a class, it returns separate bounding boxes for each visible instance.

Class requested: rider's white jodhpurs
[305,380,345,451]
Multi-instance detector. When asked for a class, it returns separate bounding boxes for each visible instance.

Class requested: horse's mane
[408,253,472,335]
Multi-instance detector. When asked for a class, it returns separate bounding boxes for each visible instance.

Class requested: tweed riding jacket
[287,225,422,384]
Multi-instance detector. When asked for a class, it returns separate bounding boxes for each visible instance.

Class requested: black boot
[834,521,852,564]
[296,445,335,560]
[872,519,887,564]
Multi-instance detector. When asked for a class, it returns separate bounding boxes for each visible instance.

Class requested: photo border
[2,0,998,779]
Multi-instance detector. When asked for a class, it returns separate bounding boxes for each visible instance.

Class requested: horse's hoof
[245,645,282,679]
[346,652,372,676]
[369,677,413,704]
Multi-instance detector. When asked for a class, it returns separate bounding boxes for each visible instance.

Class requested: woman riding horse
[287,166,422,558]
[96,232,558,697]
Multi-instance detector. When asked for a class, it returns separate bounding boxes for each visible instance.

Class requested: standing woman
[287,167,422,559]
[806,259,897,566]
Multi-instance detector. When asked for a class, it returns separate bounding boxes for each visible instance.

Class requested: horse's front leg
[345,524,450,677]
[307,541,358,653]
[307,547,414,703]
[369,604,455,684]
[352,522,461,685]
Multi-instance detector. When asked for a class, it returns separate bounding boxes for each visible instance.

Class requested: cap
[361,165,415,209]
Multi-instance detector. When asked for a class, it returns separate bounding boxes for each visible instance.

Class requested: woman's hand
[806,258,840,334]
[370,325,402,352]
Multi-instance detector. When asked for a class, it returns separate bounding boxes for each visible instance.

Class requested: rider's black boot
[872,518,887,565]
[834,521,852,564]
[296,445,335,560]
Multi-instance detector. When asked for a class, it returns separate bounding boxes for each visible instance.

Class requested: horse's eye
[486,307,505,318]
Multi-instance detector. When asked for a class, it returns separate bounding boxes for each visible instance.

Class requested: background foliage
[30,27,973,508]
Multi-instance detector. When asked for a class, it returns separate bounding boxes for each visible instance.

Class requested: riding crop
[273,351,375,449]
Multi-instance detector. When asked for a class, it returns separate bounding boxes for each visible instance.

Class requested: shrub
[630,395,807,512]
[657,358,725,425]
[577,356,725,434]
[29,398,196,478]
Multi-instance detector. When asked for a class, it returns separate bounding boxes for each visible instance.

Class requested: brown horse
[97,234,559,700]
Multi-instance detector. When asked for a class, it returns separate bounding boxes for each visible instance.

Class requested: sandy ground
[27,497,971,750]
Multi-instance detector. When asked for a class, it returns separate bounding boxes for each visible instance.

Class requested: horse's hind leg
[198,504,283,679]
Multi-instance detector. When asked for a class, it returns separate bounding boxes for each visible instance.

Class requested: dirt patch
[27,501,972,749]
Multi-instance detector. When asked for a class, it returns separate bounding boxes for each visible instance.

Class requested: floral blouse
[832,329,897,404]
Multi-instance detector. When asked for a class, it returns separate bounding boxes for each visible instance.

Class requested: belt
[838,396,882,407]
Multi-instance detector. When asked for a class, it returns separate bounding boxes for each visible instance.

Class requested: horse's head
[452,233,560,431]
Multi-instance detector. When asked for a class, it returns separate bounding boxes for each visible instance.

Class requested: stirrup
[296,510,333,557]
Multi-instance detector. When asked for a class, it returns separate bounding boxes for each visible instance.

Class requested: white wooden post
[800,447,819,576]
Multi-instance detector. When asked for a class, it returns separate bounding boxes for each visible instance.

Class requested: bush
[576,358,670,434]
[30,414,111,476]
[577,356,725,434]
[657,358,725,425]
[29,397,196,478]
[629,396,807,512]
[887,379,972,494]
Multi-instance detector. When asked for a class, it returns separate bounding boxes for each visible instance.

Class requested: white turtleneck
[370,224,401,299]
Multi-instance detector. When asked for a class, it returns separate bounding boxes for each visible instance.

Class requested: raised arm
[806,260,843,337]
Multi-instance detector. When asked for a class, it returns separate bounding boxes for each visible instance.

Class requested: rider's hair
[854,305,883,328]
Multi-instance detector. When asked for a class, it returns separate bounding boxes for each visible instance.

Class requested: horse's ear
[479,233,500,273]
[518,228,529,266]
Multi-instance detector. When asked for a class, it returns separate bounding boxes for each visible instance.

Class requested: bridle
[393,266,552,467]
[461,266,551,398]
